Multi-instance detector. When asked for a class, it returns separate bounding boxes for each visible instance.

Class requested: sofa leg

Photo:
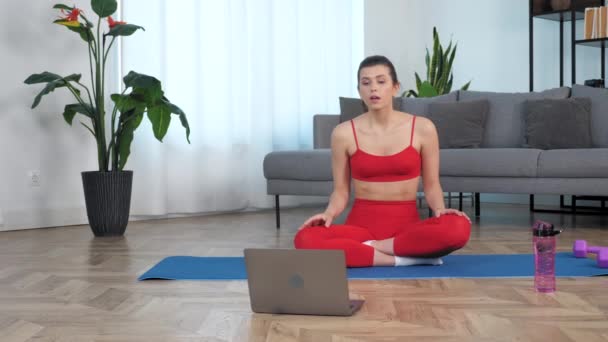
[475,192,480,217]
[275,195,280,229]
[530,194,535,211]
[458,193,463,211]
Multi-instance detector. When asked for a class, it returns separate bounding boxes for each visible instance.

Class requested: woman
[294,55,471,267]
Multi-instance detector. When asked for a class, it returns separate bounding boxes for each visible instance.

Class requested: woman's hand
[434,208,471,223]
[298,212,334,230]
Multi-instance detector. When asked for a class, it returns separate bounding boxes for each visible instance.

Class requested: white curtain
[118,0,363,216]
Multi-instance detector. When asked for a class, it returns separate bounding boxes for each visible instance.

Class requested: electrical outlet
[28,170,41,187]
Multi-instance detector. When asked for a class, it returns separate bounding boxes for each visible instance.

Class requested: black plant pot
[81,171,133,237]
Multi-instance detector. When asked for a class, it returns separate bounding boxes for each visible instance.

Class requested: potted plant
[404,27,471,98]
[24,0,191,236]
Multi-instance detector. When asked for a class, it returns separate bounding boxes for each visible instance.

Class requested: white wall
[365,0,603,93]
[364,0,604,206]
[1,1,603,231]
[0,0,105,230]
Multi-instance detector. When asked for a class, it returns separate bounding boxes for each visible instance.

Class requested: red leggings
[294,199,471,267]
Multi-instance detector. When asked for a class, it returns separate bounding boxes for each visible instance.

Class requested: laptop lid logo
[289,274,304,288]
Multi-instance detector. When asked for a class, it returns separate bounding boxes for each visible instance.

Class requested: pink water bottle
[532,220,561,293]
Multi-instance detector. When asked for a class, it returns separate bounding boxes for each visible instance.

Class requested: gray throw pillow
[400,91,459,117]
[523,97,592,149]
[427,100,489,149]
[339,97,402,122]
[571,84,608,147]
[460,87,571,148]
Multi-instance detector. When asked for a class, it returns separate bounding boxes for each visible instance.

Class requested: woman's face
[358,64,399,111]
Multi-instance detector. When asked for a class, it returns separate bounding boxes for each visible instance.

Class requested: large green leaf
[27,74,82,108]
[107,24,145,37]
[116,111,144,170]
[31,80,67,109]
[162,97,191,143]
[67,24,94,42]
[418,81,439,98]
[63,103,94,125]
[24,72,62,84]
[123,72,164,103]
[111,93,139,112]
[91,0,117,17]
[63,74,82,82]
[52,4,73,10]
[63,105,77,125]
[25,72,81,85]
[147,103,171,142]
[123,71,161,90]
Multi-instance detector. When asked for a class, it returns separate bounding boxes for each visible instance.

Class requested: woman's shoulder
[407,114,434,132]
[332,119,357,141]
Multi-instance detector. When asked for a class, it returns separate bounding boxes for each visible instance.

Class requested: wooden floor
[1,202,608,341]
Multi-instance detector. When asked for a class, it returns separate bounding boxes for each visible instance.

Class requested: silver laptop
[243,248,364,316]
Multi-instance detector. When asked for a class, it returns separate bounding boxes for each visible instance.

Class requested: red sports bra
[349,116,421,182]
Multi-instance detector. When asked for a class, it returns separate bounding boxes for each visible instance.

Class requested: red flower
[61,7,82,22]
[56,7,82,27]
[108,16,127,29]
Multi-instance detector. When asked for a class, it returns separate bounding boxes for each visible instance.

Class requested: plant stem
[108,88,129,171]
[65,82,97,137]
[65,82,89,109]
[101,36,116,168]
[88,39,97,101]
[75,82,94,112]
[95,16,108,172]
[103,37,116,66]
[80,122,96,137]
[110,111,141,171]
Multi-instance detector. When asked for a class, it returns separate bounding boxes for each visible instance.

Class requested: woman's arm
[418,118,446,215]
[419,117,470,221]
[297,123,352,230]
[323,123,352,220]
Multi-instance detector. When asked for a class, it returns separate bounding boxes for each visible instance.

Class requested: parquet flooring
[1,202,607,341]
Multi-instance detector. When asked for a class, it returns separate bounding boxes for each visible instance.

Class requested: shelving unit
[529,0,607,215]
[529,1,606,89]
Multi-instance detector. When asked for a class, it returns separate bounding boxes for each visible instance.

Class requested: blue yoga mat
[138,253,607,281]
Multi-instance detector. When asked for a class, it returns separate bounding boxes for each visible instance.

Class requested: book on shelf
[585,7,595,39]
[602,6,607,39]
[584,7,608,39]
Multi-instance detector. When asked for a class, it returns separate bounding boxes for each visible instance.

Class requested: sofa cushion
[538,149,608,177]
[400,91,458,116]
[339,97,401,122]
[439,148,541,177]
[263,149,332,181]
[571,84,608,147]
[427,100,489,149]
[459,87,571,148]
[523,97,592,149]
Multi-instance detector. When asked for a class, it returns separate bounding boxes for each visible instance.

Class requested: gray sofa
[264,84,608,228]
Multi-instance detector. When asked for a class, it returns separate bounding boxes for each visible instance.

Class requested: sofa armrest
[313,114,340,149]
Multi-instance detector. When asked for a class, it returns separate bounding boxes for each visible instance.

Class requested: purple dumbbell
[573,240,608,268]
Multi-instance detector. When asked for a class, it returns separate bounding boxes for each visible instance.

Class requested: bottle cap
[532,220,562,237]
